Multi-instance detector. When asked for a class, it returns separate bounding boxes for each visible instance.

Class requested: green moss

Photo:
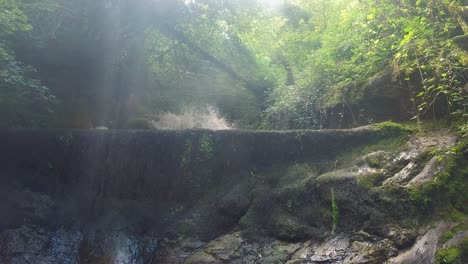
[181,134,215,173]
[357,171,385,189]
[371,121,415,136]
[400,119,457,135]
[436,234,468,263]
[440,231,455,245]
[367,157,383,168]
[322,122,414,170]
[409,139,468,215]
[315,169,355,185]
[435,247,461,264]
[198,134,214,161]
[335,135,409,169]
[409,181,438,212]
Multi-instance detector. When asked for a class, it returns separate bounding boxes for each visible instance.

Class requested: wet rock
[286,241,316,264]
[0,226,48,255]
[183,232,243,264]
[383,161,417,185]
[217,183,251,219]
[0,226,82,264]
[0,186,54,229]
[386,226,418,250]
[310,236,350,262]
[184,251,218,264]
[49,229,82,264]
[155,237,194,264]
[342,239,396,263]
[364,239,398,262]
[387,221,451,264]
[79,230,159,264]
[180,238,206,251]
[267,209,320,241]
[203,232,243,260]
[260,241,302,264]
[407,156,442,186]
[384,133,458,186]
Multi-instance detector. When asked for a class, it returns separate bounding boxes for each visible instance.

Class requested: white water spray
[153,105,233,130]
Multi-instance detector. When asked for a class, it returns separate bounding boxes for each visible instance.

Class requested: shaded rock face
[321,72,413,129]
[0,127,460,263]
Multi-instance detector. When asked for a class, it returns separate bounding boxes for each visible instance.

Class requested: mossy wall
[0,126,404,202]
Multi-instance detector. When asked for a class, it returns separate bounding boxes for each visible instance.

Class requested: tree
[0,0,57,127]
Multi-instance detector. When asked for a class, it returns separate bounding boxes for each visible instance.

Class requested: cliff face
[0,124,466,264]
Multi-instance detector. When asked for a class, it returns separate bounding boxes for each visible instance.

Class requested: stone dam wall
[0,127,395,202]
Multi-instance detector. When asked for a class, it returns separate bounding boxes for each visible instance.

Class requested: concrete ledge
[0,127,402,201]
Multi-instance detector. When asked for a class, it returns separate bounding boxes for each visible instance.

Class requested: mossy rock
[315,169,358,185]
[371,121,414,137]
[357,171,386,189]
[267,208,324,241]
[435,246,462,264]
[370,185,418,222]
[440,230,456,245]
[407,139,468,215]
[362,151,390,169]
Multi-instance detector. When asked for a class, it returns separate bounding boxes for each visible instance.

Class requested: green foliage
[436,246,461,264]
[455,119,468,138]
[1,0,467,128]
[0,0,57,127]
[391,0,468,125]
[440,230,455,244]
[0,0,32,37]
[409,181,439,211]
[262,86,319,129]
[262,0,468,129]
